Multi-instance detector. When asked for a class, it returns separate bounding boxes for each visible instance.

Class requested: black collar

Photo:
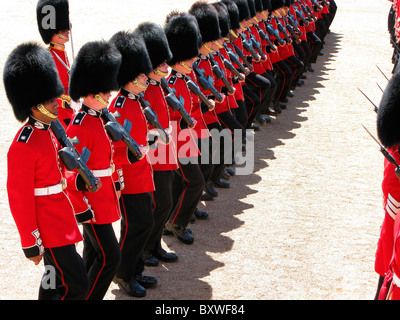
[120,88,139,101]
[148,78,161,86]
[28,116,51,131]
[170,69,188,81]
[81,104,102,118]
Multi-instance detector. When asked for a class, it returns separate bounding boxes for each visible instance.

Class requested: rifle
[264,20,286,45]
[50,119,98,192]
[100,108,143,160]
[223,43,248,76]
[295,8,310,26]
[138,92,170,145]
[239,32,260,60]
[362,124,400,180]
[222,54,245,81]
[274,17,292,44]
[311,0,323,11]
[232,42,253,71]
[252,23,277,52]
[284,19,301,44]
[186,78,214,110]
[209,53,235,94]
[249,34,267,60]
[357,88,378,113]
[287,13,302,35]
[301,3,317,22]
[192,62,223,103]
[160,77,195,128]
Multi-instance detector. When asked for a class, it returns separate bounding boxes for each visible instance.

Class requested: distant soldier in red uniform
[108,30,158,298]
[136,22,180,266]
[4,42,89,300]
[67,40,122,300]
[36,0,74,128]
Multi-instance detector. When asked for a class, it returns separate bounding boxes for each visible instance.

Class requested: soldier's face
[32,98,59,123]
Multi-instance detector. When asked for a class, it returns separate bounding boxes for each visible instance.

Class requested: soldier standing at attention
[4,42,89,300]
[36,0,74,128]
[108,30,158,298]
[136,22,180,266]
[66,40,122,300]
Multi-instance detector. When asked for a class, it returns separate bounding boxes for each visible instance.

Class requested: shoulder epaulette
[71,112,86,126]
[114,96,126,108]
[17,126,34,143]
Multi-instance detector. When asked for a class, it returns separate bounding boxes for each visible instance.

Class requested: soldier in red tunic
[67,41,122,300]
[108,30,158,298]
[36,0,74,128]
[4,42,89,300]
[135,22,180,266]
[164,12,206,244]
[372,73,400,299]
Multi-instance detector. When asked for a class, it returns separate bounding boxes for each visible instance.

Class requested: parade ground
[0,0,393,300]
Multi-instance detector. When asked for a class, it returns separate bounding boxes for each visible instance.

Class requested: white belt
[34,180,67,196]
[92,165,114,178]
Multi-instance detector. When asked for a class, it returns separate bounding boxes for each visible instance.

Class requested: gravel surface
[0,0,393,300]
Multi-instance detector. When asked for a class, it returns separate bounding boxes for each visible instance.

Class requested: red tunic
[194,55,223,126]
[109,89,155,194]
[142,79,178,171]
[65,105,121,224]
[7,116,82,258]
[375,145,400,277]
[166,70,200,158]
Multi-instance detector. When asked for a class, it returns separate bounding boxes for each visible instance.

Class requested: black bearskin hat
[211,2,230,38]
[247,0,257,17]
[221,0,241,30]
[135,22,173,69]
[262,0,272,11]
[69,41,121,101]
[3,42,64,122]
[110,31,152,88]
[36,0,70,44]
[232,0,251,22]
[189,1,222,43]
[377,72,400,148]
[254,0,264,12]
[270,0,285,11]
[164,12,202,66]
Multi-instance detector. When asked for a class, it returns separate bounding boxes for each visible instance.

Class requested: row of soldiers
[4,0,336,299]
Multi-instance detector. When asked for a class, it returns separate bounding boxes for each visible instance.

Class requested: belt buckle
[61,178,67,191]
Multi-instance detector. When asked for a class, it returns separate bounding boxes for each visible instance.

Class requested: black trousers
[145,170,174,254]
[169,158,205,226]
[307,31,323,65]
[197,137,214,185]
[217,110,246,156]
[299,40,312,70]
[284,55,304,90]
[117,192,154,281]
[82,223,121,300]
[38,244,89,300]
[232,99,248,128]
[245,71,272,117]
[273,60,293,103]
[243,84,260,129]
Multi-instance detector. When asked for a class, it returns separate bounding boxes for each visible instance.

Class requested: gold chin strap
[57,33,69,40]
[94,94,109,107]
[214,41,224,49]
[203,43,214,53]
[37,104,57,119]
[230,30,239,39]
[180,61,193,71]
[254,17,259,23]
[132,79,148,89]
[154,68,169,77]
